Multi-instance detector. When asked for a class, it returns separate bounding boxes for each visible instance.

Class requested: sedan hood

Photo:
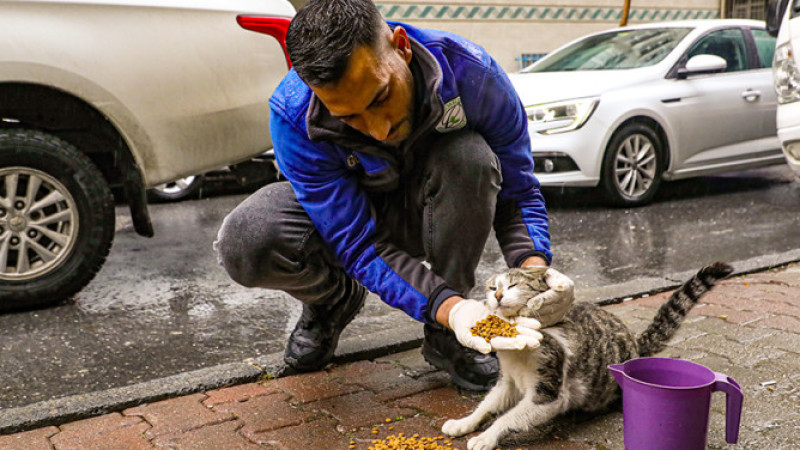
[508,69,656,105]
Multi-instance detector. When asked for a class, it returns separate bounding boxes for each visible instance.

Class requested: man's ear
[391,26,413,64]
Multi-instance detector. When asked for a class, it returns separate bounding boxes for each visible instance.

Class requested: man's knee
[427,130,502,191]
[213,183,298,288]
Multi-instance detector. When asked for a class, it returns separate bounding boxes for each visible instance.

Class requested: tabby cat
[442,262,734,450]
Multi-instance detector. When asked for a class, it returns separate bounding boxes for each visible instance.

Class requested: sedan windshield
[523,27,692,72]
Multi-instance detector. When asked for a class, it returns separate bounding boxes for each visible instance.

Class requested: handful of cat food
[470,314,519,342]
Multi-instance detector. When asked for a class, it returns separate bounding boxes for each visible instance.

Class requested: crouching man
[214,0,573,391]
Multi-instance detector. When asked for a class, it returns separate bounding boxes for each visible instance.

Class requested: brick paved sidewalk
[1,263,798,449]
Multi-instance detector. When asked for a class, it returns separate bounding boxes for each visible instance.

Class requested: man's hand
[526,267,575,327]
[447,299,543,354]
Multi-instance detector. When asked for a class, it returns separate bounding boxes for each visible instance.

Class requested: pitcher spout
[609,363,626,388]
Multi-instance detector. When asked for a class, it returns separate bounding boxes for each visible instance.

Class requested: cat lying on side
[442,262,734,450]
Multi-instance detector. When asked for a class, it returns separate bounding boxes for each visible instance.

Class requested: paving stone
[375,349,439,377]
[267,371,361,405]
[247,417,351,449]
[548,409,624,449]
[690,303,768,324]
[372,371,452,403]
[202,382,278,408]
[124,393,234,439]
[150,419,262,449]
[751,314,800,334]
[326,358,448,401]
[686,315,779,344]
[327,359,395,384]
[684,333,786,369]
[753,331,800,354]
[0,426,58,450]
[213,391,313,434]
[307,391,416,432]
[51,414,151,450]
[390,386,481,421]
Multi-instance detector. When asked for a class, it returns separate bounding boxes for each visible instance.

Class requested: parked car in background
[510,19,783,206]
[768,0,800,177]
[147,151,280,202]
[0,0,295,311]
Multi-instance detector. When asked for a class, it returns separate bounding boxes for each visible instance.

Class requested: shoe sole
[421,339,492,392]
[284,290,367,371]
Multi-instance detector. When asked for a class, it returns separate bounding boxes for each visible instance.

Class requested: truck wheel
[147,174,204,202]
[0,129,115,311]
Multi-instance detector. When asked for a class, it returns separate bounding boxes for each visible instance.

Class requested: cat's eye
[489,286,497,291]
[508,283,517,289]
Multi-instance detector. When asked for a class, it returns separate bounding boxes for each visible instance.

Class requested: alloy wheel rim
[0,167,78,280]
[613,133,657,199]
[153,176,198,195]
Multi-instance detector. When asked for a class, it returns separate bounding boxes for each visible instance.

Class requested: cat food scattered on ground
[471,314,518,341]
[365,433,455,449]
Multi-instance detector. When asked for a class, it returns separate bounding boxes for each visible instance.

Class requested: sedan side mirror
[677,54,728,79]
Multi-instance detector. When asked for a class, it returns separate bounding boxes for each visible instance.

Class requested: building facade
[371,0,768,72]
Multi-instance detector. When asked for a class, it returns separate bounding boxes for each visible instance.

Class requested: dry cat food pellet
[470,314,518,342]
[367,433,456,450]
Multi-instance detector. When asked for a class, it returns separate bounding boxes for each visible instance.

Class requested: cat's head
[485,266,548,318]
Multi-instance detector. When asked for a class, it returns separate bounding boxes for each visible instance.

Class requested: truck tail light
[236,15,292,69]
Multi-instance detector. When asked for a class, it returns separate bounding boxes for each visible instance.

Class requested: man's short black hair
[286,0,387,86]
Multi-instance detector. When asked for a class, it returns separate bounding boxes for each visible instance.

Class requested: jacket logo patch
[346,154,360,168]
[436,97,467,133]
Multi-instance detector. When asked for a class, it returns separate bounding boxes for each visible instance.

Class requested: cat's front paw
[467,432,499,450]
[442,418,478,437]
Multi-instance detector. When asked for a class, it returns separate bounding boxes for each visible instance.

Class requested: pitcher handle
[713,372,743,444]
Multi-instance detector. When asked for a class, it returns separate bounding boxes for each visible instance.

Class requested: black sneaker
[284,278,367,371]
[421,324,499,391]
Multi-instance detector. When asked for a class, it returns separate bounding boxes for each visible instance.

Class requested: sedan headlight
[525,97,599,134]
[773,42,800,104]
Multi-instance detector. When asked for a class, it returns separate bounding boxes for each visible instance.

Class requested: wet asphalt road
[1,165,799,409]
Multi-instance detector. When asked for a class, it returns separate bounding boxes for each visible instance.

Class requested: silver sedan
[510,19,784,206]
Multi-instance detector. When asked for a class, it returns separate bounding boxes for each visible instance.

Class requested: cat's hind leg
[467,394,566,450]
[441,376,518,437]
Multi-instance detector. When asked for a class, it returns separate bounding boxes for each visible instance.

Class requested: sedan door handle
[741,89,761,102]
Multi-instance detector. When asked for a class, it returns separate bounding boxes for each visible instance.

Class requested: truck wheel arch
[0,82,153,237]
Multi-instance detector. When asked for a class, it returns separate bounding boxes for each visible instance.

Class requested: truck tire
[147,174,204,202]
[0,129,115,311]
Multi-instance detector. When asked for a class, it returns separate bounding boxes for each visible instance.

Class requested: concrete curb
[0,323,423,435]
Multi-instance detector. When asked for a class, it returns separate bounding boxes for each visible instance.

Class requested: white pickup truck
[0,0,295,311]
[769,0,800,176]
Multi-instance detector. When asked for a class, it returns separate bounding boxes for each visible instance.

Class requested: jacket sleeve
[269,109,453,322]
[458,55,552,266]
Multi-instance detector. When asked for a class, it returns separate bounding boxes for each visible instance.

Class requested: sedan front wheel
[600,123,664,207]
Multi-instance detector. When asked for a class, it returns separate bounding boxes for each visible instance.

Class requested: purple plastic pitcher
[608,357,743,450]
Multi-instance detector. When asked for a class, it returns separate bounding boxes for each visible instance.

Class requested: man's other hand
[527,267,575,327]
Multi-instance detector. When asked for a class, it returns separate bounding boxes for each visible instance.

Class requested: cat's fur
[442,262,734,450]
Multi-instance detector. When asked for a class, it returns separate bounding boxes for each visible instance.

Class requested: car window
[522,28,692,72]
[687,28,748,72]
[751,28,776,68]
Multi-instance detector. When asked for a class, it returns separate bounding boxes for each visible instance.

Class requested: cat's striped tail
[636,262,734,357]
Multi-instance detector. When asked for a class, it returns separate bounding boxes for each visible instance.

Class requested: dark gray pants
[214,130,502,310]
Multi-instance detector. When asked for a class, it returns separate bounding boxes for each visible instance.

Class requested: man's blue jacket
[268,22,551,323]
